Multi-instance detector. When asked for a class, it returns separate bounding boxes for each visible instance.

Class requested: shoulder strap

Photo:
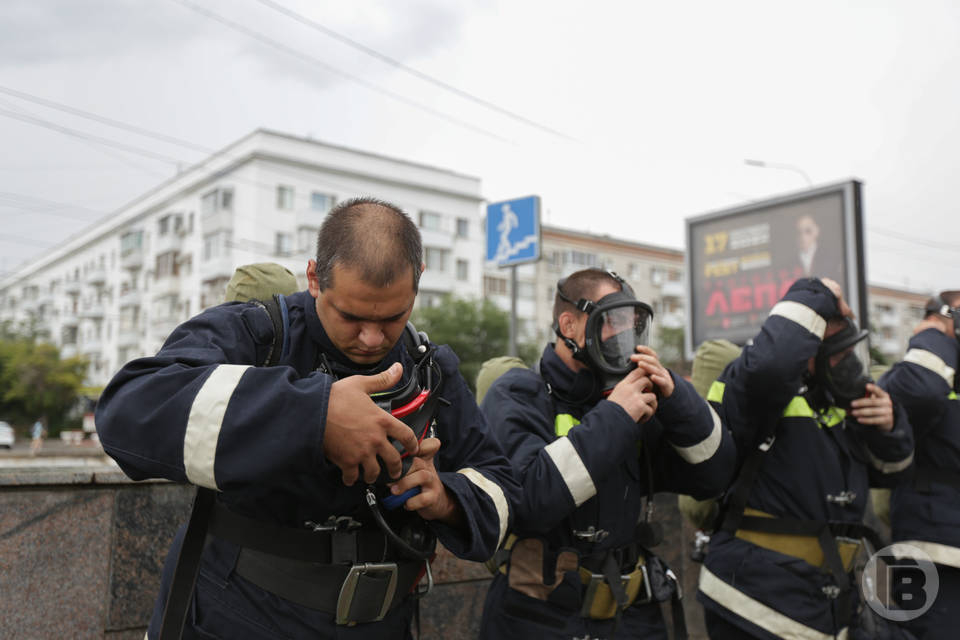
[257,294,290,367]
[159,487,215,640]
[402,321,429,364]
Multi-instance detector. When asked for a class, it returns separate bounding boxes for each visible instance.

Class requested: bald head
[314,197,423,291]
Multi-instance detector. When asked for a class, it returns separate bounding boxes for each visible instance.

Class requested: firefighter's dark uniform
[95,290,519,639]
[478,342,736,639]
[697,278,914,639]
[881,327,960,638]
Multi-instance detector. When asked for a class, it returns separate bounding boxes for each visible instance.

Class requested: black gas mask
[811,318,872,411]
[554,272,654,393]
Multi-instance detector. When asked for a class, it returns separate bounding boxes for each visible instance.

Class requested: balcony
[660,280,685,299]
[121,248,144,270]
[152,275,181,299]
[63,280,82,295]
[85,267,107,287]
[60,344,78,359]
[153,232,183,255]
[81,339,103,355]
[79,307,105,321]
[119,289,141,308]
[200,209,234,233]
[117,328,141,348]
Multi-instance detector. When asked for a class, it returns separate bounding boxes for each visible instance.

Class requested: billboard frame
[683,179,867,359]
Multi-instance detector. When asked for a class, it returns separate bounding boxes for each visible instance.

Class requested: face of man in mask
[808,318,871,410]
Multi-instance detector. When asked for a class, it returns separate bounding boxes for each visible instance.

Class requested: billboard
[684,180,866,354]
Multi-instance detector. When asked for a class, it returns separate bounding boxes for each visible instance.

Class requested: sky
[1,0,959,294]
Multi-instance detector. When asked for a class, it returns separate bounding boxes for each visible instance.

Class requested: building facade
[483,225,686,361]
[868,283,932,363]
[0,130,485,387]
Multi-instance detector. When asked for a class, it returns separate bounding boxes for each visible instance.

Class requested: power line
[869,227,960,251]
[0,85,215,155]
[166,0,513,144]
[0,107,184,166]
[251,0,577,142]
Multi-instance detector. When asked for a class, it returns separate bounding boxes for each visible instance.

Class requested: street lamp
[744,159,813,187]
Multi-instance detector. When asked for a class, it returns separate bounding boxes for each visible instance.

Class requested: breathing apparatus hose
[365,487,436,560]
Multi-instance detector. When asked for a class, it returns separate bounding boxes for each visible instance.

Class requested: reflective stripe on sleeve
[890,540,960,570]
[184,364,251,490]
[865,448,914,474]
[671,405,722,464]
[903,348,956,387]
[544,436,596,507]
[698,566,848,640]
[457,468,510,547]
[769,301,827,339]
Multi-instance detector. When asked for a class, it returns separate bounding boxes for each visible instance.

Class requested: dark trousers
[899,563,960,640]
[703,608,766,640]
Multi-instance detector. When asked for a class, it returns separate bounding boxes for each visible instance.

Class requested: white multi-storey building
[868,284,932,363]
[0,130,485,387]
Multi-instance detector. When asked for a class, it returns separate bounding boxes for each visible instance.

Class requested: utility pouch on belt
[578,555,652,619]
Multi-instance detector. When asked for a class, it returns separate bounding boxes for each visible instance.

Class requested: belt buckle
[633,564,654,605]
[335,562,398,625]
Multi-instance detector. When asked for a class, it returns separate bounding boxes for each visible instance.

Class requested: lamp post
[744,159,813,188]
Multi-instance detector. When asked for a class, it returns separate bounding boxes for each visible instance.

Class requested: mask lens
[825,350,870,408]
[593,303,652,373]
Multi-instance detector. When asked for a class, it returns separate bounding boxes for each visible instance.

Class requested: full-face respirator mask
[811,318,872,411]
[554,272,655,393]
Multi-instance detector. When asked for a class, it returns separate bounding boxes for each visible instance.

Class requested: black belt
[208,500,389,564]
[207,502,429,624]
[234,546,425,623]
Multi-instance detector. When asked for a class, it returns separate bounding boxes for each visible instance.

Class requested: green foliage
[412,296,539,394]
[0,328,88,434]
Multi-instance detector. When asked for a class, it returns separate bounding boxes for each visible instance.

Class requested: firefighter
[96,197,520,639]
[479,268,736,639]
[697,277,915,639]
[880,290,960,639]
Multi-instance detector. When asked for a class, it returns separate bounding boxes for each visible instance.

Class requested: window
[456,259,468,281]
[569,250,598,267]
[201,188,234,216]
[419,211,442,231]
[311,192,335,212]
[121,231,143,255]
[158,214,183,236]
[203,231,232,261]
[277,185,295,210]
[155,251,179,278]
[424,247,448,272]
[456,217,469,238]
[484,276,508,296]
[275,232,293,256]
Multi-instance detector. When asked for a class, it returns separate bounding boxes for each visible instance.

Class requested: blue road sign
[486,196,541,267]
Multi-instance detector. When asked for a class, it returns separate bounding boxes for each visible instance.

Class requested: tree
[0,328,88,434]
[412,296,538,394]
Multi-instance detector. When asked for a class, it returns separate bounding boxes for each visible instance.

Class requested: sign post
[486,196,541,356]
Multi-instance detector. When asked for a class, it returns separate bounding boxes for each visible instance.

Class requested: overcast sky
[2,0,959,294]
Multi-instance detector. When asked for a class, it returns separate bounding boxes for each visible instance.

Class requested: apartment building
[868,283,932,363]
[483,225,686,351]
[0,130,485,387]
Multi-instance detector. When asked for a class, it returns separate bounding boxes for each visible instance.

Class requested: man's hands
[324,363,420,486]
[633,346,674,399]
[820,277,854,319]
[850,383,894,432]
[387,437,464,525]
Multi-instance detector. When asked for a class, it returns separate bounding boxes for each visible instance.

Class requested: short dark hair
[552,268,624,324]
[314,197,423,291]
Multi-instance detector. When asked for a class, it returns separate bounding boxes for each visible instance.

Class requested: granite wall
[0,462,709,639]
